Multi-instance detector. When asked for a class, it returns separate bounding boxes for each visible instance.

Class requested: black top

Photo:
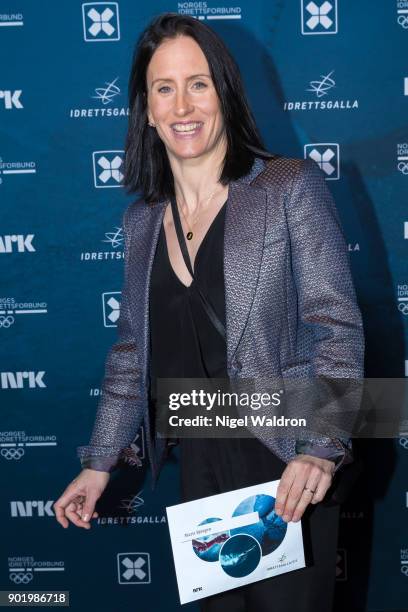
[149,201,228,408]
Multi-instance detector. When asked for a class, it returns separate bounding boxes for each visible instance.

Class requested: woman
[54,13,364,612]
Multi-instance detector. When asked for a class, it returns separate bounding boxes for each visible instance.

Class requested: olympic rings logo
[398,15,408,29]
[0,315,14,328]
[398,303,408,316]
[401,565,408,577]
[1,448,25,460]
[398,161,408,175]
[9,572,33,584]
[399,437,408,450]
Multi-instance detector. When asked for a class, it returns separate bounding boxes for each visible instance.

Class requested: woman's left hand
[274,454,335,523]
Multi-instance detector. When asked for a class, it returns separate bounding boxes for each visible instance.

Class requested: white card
[166,479,305,604]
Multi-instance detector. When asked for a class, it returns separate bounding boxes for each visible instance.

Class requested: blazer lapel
[224,179,267,365]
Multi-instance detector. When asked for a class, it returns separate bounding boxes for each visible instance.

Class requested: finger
[65,502,93,530]
[309,472,333,504]
[291,475,321,522]
[275,465,296,517]
[53,487,84,528]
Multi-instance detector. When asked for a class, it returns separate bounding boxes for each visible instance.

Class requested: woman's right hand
[53,468,111,529]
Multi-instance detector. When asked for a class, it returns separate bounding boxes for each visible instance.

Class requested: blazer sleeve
[76,203,145,473]
[285,158,365,471]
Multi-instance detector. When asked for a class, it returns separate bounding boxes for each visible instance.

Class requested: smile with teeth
[172,122,203,132]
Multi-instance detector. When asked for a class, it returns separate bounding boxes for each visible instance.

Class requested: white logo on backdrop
[8,557,64,585]
[92,151,124,187]
[0,90,23,109]
[80,228,124,262]
[0,13,24,27]
[177,2,242,20]
[0,158,36,185]
[102,292,121,327]
[301,1,338,35]
[104,227,123,248]
[0,235,35,253]
[82,3,120,41]
[0,371,46,389]
[117,553,151,584]
[93,77,121,104]
[304,144,340,179]
[283,71,358,112]
[0,298,47,328]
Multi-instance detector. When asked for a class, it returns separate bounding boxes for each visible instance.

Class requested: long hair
[123,12,273,204]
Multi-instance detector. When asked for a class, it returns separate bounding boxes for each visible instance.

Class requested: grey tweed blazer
[77,155,365,486]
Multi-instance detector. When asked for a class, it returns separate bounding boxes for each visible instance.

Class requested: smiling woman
[53,11,365,612]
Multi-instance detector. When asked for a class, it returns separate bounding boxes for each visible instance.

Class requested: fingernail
[83,514,89,522]
[283,514,290,522]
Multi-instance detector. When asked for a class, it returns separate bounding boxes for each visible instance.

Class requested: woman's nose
[174,90,193,116]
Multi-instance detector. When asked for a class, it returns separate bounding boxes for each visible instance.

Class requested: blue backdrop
[1,1,407,610]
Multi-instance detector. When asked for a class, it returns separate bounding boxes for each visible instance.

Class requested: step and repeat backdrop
[1,1,407,611]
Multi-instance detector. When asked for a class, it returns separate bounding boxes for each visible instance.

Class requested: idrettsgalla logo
[301,0,338,35]
[176,1,242,20]
[117,552,151,584]
[80,227,124,262]
[0,430,57,462]
[102,292,121,327]
[0,157,36,186]
[283,70,359,112]
[0,298,47,328]
[82,2,120,41]
[8,556,65,585]
[0,371,46,389]
[92,151,124,187]
[0,90,23,109]
[304,144,340,179]
[69,78,129,119]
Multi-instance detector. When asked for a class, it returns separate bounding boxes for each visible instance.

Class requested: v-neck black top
[148,201,228,409]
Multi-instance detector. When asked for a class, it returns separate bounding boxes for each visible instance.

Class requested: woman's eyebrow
[151,73,211,86]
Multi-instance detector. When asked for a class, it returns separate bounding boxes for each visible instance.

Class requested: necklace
[176,187,218,241]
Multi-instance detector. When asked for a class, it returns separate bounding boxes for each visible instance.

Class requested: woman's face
[146,35,226,162]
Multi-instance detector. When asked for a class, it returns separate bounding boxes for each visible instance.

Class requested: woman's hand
[53,469,111,529]
[274,454,335,523]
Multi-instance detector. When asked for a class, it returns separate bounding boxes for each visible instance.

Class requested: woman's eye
[193,81,207,89]
[158,85,171,93]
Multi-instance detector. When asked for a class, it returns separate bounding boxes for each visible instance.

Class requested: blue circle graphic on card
[192,517,230,562]
[219,534,261,577]
[230,494,287,555]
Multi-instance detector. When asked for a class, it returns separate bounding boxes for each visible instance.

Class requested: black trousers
[180,436,340,612]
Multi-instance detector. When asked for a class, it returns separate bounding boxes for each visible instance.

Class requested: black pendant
[186,231,193,240]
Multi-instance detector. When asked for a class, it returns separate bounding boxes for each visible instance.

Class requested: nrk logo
[176,2,242,20]
[8,556,65,585]
[0,90,23,109]
[301,1,338,35]
[283,70,359,112]
[0,157,36,186]
[397,284,408,316]
[92,151,124,187]
[335,548,347,581]
[82,2,120,42]
[0,371,46,389]
[397,1,408,29]
[0,298,47,328]
[117,552,151,584]
[401,549,408,577]
[102,291,121,327]
[80,227,124,262]
[397,144,408,175]
[10,500,54,518]
[69,78,129,119]
[0,234,35,253]
[304,144,340,179]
